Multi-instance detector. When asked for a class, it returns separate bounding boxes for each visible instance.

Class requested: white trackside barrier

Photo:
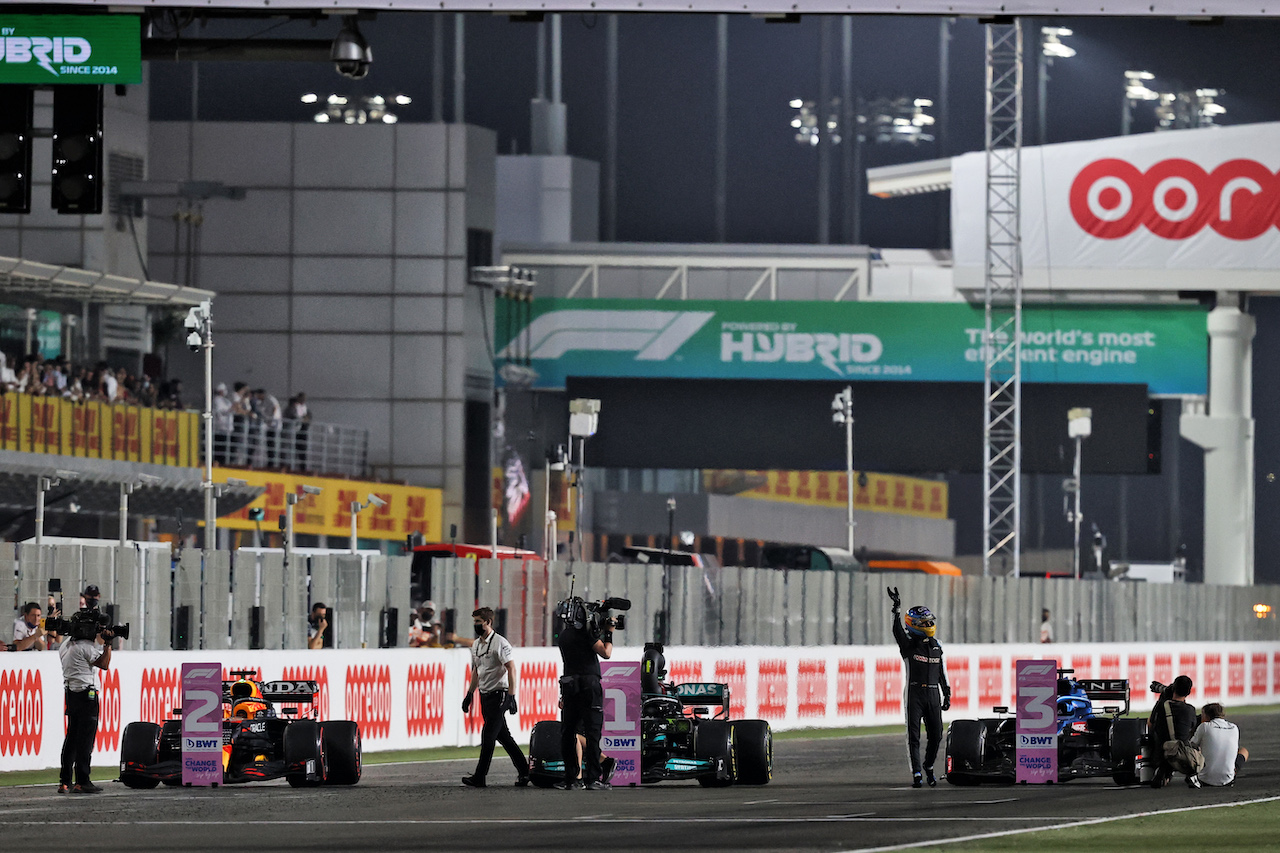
[3,640,1279,773]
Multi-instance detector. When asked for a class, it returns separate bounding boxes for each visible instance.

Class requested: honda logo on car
[1071,157,1280,240]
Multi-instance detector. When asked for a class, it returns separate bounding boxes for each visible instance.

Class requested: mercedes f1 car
[945,669,1145,785]
[528,643,772,787]
[119,670,362,788]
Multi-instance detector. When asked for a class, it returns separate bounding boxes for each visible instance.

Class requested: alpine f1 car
[527,643,772,787]
[945,669,1145,785]
[119,670,362,788]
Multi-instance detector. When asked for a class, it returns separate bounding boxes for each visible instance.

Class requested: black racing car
[945,669,1146,785]
[119,670,362,788]
[527,643,772,787]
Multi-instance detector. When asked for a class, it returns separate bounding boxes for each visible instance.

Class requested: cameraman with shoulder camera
[555,598,616,791]
[57,593,115,794]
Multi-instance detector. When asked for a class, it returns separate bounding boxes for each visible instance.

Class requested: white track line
[835,794,1280,853]
[0,816,1092,826]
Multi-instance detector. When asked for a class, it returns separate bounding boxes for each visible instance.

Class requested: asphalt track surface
[5,712,1279,853]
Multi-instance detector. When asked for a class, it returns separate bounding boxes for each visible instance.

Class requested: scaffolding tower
[982,20,1024,578]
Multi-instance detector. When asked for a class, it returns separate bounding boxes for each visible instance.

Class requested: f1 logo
[1021,662,1056,676]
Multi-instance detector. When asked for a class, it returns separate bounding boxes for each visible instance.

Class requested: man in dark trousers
[461,607,528,788]
[57,611,115,793]
[555,597,614,791]
[1149,674,1201,788]
[889,586,951,788]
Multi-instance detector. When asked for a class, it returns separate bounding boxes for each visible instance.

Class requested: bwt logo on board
[1070,158,1280,240]
[0,667,43,756]
[518,662,561,726]
[345,665,391,739]
[95,668,120,753]
[139,668,181,724]
[405,663,444,737]
[281,665,329,721]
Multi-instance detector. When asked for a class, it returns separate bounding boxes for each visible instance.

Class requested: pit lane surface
[5,712,1278,853]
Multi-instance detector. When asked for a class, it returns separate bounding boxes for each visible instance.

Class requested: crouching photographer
[555,594,629,791]
[44,582,129,794]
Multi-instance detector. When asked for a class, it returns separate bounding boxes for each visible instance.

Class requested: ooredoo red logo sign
[714,659,747,719]
[946,655,969,711]
[835,659,865,716]
[757,659,788,718]
[140,668,180,724]
[796,660,826,718]
[461,666,482,735]
[95,669,120,753]
[518,661,560,726]
[0,668,43,756]
[1071,158,1280,240]
[345,665,391,739]
[406,663,444,737]
[874,657,902,715]
[977,657,1003,711]
[281,665,329,721]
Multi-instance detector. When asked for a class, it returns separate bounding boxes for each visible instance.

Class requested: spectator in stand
[0,352,16,390]
[1040,609,1054,643]
[13,602,47,651]
[135,374,157,408]
[213,383,233,464]
[285,392,311,470]
[98,364,117,402]
[231,382,253,465]
[263,388,283,467]
[249,389,271,466]
[160,378,184,410]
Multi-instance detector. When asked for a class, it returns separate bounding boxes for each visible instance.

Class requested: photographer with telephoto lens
[554,595,629,791]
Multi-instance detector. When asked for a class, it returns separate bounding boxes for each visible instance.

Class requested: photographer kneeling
[56,605,115,794]
[555,598,624,791]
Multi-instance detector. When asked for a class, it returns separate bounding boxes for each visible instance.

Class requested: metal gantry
[982,20,1024,578]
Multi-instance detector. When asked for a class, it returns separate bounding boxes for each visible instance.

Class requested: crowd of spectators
[0,351,185,409]
[213,381,312,468]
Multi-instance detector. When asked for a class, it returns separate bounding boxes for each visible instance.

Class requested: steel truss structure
[982,20,1023,578]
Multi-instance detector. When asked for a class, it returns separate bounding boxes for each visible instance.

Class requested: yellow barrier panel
[0,396,200,467]
[706,469,949,520]
[214,467,443,543]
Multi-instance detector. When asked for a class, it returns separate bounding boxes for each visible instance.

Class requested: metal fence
[202,418,369,478]
[429,558,1280,647]
[10,543,409,651]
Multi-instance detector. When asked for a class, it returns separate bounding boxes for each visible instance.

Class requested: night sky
[149,13,1280,249]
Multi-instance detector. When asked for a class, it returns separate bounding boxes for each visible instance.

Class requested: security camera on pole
[119,473,163,546]
[35,469,79,545]
[184,300,215,553]
[567,399,600,561]
[349,493,386,553]
[1065,407,1092,580]
[831,386,855,556]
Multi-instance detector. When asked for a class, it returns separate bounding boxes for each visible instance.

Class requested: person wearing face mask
[461,607,528,788]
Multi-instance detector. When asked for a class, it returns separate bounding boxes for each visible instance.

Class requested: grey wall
[147,121,497,530]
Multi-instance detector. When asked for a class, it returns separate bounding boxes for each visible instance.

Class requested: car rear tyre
[528,720,564,787]
[695,720,737,787]
[945,720,986,786]
[732,720,772,785]
[1109,718,1146,785]
[321,721,362,785]
[284,720,325,788]
[119,722,161,789]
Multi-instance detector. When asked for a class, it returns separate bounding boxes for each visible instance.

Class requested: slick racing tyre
[528,720,564,788]
[119,722,161,789]
[944,720,985,786]
[321,721,362,785]
[1109,718,1146,786]
[284,720,326,788]
[695,720,737,788]
[732,720,773,786]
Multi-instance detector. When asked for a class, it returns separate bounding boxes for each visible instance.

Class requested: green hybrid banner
[0,15,141,84]
[495,299,1208,395]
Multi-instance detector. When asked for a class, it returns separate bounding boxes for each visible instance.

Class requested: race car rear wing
[221,680,320,704]
[673,683,731,719]
[1077,679,1130,715]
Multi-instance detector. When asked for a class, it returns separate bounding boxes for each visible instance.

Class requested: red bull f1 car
[945,670,1145,785]
[119,670,362,788]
